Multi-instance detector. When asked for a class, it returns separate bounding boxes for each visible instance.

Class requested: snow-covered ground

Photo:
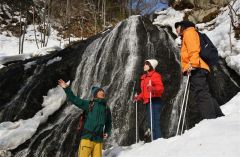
[103,92,240,157]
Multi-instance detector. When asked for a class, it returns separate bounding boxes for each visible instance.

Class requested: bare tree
[101,0,106,28]
[34,0,52,48]
[21,13,28,54]
[228,0,240,29]
[66,0,71,43]
[18,2,28,54]
[19,8,22,54]
[228,0,240,50]
[32,6,40,49]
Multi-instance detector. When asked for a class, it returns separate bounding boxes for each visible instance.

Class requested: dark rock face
[172,0,231,23]
[0,16,239,156]
[173,0,231,10]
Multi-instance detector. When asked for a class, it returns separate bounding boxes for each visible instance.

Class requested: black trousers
[190,68,224,119]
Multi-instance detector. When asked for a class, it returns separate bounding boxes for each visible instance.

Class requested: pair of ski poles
[176,73,190,136]
[134,80,154,143]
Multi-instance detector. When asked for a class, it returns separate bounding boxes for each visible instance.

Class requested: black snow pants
[190,68,224,119]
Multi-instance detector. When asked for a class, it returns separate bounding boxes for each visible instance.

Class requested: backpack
[76,101,94,133]
[198,32,219,66]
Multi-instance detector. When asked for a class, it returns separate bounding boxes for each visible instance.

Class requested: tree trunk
[33,6,39,49]
[21,12,27,54]
[66,0,71,44]
[44,0,51,47]
[129,0,132,16]
[19,10,22,54]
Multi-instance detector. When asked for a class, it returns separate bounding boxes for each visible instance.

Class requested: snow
[153,8,184,35]
[24,61,37,70]
[46,56,62,66]
[0,24,80,67]
[0,53,32,65]
[0,84,67,150]
[31,46,62,57]
[0,25,62,56]
[103,92,240,157]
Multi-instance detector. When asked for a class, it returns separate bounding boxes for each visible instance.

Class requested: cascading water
[0,15,239,157]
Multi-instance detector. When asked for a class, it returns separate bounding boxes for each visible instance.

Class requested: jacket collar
[92,98,107,104]
[146,70,155,77]
[141,70,155,79]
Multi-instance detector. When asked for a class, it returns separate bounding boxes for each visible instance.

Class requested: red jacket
[138,71,164,104]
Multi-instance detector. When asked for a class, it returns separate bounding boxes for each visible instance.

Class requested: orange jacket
[181,27,210,73]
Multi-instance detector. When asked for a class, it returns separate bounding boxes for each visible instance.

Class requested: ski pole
[135,99,138,143]
[149,80,153,141]
[180,82,190,135]
[132,81,138,143]
[176,73,190,136]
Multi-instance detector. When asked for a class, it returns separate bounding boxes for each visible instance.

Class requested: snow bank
[153,8,184,35]
[0,54,32,65]
[32,46,62,57]
[0,85,67,150]
[221,92,240,116]
[104,92,240,157]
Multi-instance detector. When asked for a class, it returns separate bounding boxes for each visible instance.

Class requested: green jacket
[64,87,112,142]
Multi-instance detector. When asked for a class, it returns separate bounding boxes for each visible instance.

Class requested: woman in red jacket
[135,59,164,140]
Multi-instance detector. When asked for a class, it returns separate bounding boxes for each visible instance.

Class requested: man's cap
[175,21,195,29]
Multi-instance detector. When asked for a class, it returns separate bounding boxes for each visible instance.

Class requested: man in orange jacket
[175,21,224,119]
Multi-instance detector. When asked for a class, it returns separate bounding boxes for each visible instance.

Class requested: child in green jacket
[58,79,112,157]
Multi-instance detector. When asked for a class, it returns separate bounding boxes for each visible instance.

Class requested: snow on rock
[153,7,184,34]
[0,64,5,69]
[105,92,240,157]
[46,56,62,66]
[0,84,67,150]
[0,54,31,65]
[24,61,37,70]
[31,46,62,57]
